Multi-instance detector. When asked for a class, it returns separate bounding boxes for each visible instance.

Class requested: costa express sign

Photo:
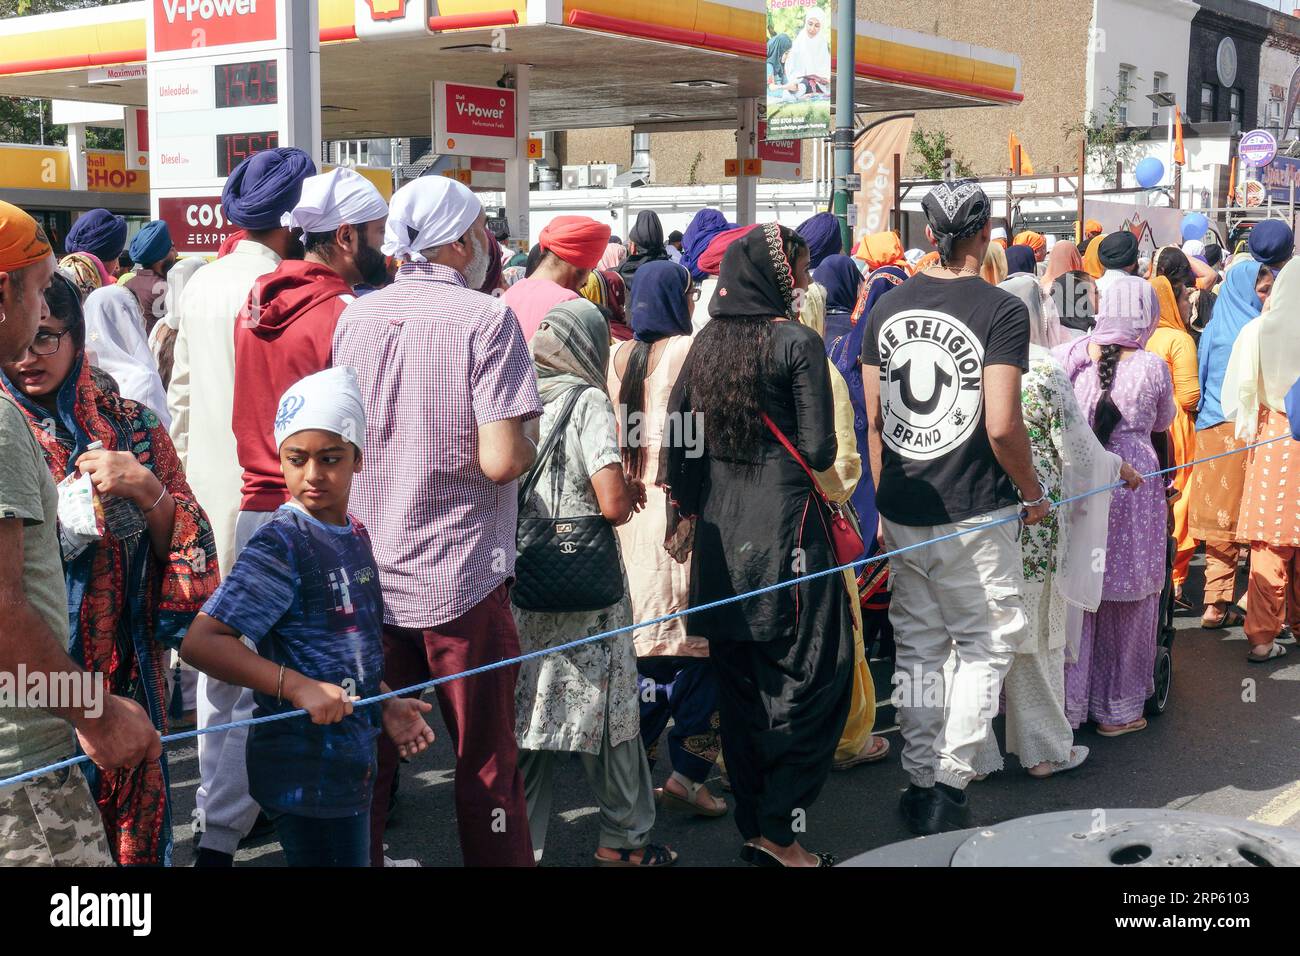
[158,196,239,253]
[153,0,277,53]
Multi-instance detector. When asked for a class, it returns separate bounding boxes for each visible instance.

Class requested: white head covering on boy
[274,366,366,451]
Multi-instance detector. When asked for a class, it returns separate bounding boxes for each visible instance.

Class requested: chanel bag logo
[559,541,578,554]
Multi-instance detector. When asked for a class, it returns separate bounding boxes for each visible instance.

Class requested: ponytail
[1091,344,1123,447]
[618,341,653,478]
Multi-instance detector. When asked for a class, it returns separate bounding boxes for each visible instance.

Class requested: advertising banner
[852,114,914,238]
[1262,154,1300,204]
[434,81,517,160]
[157,195,238,253]
[765,0,831,141]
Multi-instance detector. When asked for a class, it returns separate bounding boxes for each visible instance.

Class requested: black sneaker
[899,784,935,829]
[908,783,970,836]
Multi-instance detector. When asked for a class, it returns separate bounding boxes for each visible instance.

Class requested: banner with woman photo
[766,0,831,141]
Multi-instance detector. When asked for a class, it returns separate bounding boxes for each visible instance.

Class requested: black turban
[1098,230,1139,270]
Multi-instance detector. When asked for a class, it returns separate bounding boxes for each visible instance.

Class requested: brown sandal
[1202,605,1245,630]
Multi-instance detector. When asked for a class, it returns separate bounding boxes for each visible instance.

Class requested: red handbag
[761,413,865,566]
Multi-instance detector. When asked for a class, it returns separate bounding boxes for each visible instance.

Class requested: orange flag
[1227,157,1237,206]
[1174,108,1186,166]
[1008,131,1035,175]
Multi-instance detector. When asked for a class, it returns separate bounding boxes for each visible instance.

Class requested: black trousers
[710,599,853,847]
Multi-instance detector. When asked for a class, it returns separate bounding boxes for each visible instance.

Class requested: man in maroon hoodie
[233,167,389,542]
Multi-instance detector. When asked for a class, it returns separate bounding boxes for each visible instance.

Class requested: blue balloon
[1135,157,1165,189]
[1181,213,1209,243]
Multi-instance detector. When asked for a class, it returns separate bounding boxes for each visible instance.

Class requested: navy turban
[129,220,172,266]
[681,209,734,280]
[796,212,843,270]
[66,208,127,264]
[1005,244,1038,276]
[221,147,316,230]
[1249,219,1294,267]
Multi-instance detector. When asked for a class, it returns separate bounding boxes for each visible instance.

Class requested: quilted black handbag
[512,385,625,612]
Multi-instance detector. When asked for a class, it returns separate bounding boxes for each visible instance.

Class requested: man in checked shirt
[334,177,542,867]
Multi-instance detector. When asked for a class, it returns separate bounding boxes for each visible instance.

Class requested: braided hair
[1091,343,1124,447]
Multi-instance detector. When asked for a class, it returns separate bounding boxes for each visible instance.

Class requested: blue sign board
[1262,154,1300,203]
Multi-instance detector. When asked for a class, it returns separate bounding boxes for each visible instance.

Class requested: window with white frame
[1118,65,1133,125]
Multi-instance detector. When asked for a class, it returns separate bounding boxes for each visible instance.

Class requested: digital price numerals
[216,131,279,177]
[214,60,278,110]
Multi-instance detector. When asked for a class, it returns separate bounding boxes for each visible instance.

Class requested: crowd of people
[0,150,1297,868]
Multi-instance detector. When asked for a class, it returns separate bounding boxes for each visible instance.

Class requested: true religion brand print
[877,309,984,461]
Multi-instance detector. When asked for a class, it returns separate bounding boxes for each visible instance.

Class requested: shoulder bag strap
[760,411,833,509]
[518,385,590,507]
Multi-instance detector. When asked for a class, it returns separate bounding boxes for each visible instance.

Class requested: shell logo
[364,0,407,21]
[446,138,456,150]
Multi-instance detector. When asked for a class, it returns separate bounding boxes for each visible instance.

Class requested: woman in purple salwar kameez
[1054,277,1175,736]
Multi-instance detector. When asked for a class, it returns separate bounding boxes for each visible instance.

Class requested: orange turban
[853,231,909,272]
[1084,219,1103,238]
[1013,230,1045,254]
[0,201,52,273]
[539,216,612,271]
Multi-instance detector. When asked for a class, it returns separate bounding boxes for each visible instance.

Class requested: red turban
[539,216,611,270]
[698,224,758,276]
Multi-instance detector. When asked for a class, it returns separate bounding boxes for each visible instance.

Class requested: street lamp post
[1147,90,1178,198]
[832,0,856,252]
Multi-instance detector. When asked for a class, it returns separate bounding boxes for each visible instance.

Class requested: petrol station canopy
[0,0,1023,137]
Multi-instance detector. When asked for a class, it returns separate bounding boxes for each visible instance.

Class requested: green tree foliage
[0,0,133,148]
[1063,86,1145,188]
[910,129,972,179]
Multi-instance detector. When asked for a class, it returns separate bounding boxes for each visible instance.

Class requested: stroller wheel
[1146,645,1172,716]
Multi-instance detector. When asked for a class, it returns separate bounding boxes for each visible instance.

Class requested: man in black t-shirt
[861,179,1048,836]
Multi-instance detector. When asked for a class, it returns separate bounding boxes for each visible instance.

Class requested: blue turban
[129,220,172,266]
[628,260,692,343]
[1249,219,1294,267]
[1180,212,1209,243]
[1006,244,1039,276]
[221,147,316,230]
[796,212,843,270]
[66,208,127,263]
[681,209,734,281]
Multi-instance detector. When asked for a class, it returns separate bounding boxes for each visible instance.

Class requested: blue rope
[0,432,1285,791]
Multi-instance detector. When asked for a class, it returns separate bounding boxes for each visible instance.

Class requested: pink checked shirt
[333,261,542,628]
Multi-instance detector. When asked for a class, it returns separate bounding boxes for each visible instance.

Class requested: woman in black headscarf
[618,210,671,291]
[663,223,852,867]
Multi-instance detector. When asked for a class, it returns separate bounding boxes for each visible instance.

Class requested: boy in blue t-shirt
[182,367,434,867]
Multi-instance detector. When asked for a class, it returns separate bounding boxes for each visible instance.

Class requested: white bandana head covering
[381,176,482,262]
[990,226,1008,242]
[281,167,389,234]
[274,366,367,451]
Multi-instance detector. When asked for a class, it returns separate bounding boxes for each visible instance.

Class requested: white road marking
[1249,780,1300,827]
